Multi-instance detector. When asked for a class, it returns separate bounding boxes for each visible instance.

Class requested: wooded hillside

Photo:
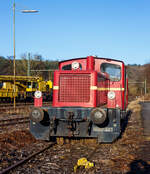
[0,55,149,97]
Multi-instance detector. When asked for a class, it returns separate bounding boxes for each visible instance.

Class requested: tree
[144,63,150,92]
[0,56,13,75]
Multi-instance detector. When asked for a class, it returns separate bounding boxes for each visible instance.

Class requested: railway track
[0,142,56,174]
[0,102,51,108]
[0,100,146,173]
[0,102,52,116]
[0,117,29,127]
[74,142,100,174]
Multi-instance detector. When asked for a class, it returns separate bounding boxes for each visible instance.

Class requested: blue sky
[0,0,150,65]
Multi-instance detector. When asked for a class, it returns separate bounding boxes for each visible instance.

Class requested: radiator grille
[59,74,90,102]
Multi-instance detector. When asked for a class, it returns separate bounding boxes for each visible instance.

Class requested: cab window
[62,63,82,70]
[62,64,72,70]
[100,63,121,81]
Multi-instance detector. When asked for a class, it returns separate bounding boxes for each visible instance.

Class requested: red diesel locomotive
[30,56,128,143]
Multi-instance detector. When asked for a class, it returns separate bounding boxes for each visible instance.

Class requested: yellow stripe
[90,86,97,90]
[53,86,124,91]
[97,88,124,91]
[53,86,59,90]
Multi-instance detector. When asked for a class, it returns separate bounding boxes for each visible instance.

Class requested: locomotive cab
[30,56,128,143]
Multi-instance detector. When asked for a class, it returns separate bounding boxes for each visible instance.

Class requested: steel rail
[0,117,29,122]
[0,102,51,115]
[0,142,56,174]
[0,102,51,108]
[0,117,29,127]
[0,120,29,127]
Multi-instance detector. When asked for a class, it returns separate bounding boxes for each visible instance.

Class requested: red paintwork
[52,56,128,110]
[126,78,128,108]
[97,76,109,106]
[34,97,43,107]
[86,56,94,70]
[53,70,97,107]
[94,58,125,109]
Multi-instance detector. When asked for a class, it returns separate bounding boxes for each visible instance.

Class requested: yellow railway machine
[0,75,53,102]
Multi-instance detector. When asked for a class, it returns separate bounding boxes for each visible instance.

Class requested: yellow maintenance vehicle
[0,75,53,102]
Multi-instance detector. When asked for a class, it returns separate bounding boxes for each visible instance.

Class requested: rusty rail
[0,142,56,174]
[0,117,29,127]
[0,102,51,116]
[0,102,51,108]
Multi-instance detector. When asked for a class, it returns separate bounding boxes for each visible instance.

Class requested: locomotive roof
[59,56,124,64]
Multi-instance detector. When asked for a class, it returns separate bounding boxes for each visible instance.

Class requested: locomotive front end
[30,69,100,140]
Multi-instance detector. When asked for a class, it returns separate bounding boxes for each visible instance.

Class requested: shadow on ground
[119,110,132,139]
[127,159,150,174]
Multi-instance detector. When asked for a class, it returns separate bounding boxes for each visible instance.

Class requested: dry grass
[127,99,142,113]
[128,94,150,112]
[143,93,150,100]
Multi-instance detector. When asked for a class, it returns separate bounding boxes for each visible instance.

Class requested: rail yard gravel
[0,100,149,173]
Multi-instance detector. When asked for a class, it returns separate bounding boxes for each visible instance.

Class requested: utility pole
[13,0,16,110]
[12,2,38,109]
[30,69,57,81]
[27,53,30,76]
[145,79,147,95]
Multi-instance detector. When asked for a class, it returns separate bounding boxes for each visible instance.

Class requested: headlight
[30,107,44,123]
[91,108,107,125]
[72,61,79,70]
[108,91,115,100]
[34,91,42,98]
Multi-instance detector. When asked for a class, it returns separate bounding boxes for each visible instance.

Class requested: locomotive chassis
[30,107,125,143]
